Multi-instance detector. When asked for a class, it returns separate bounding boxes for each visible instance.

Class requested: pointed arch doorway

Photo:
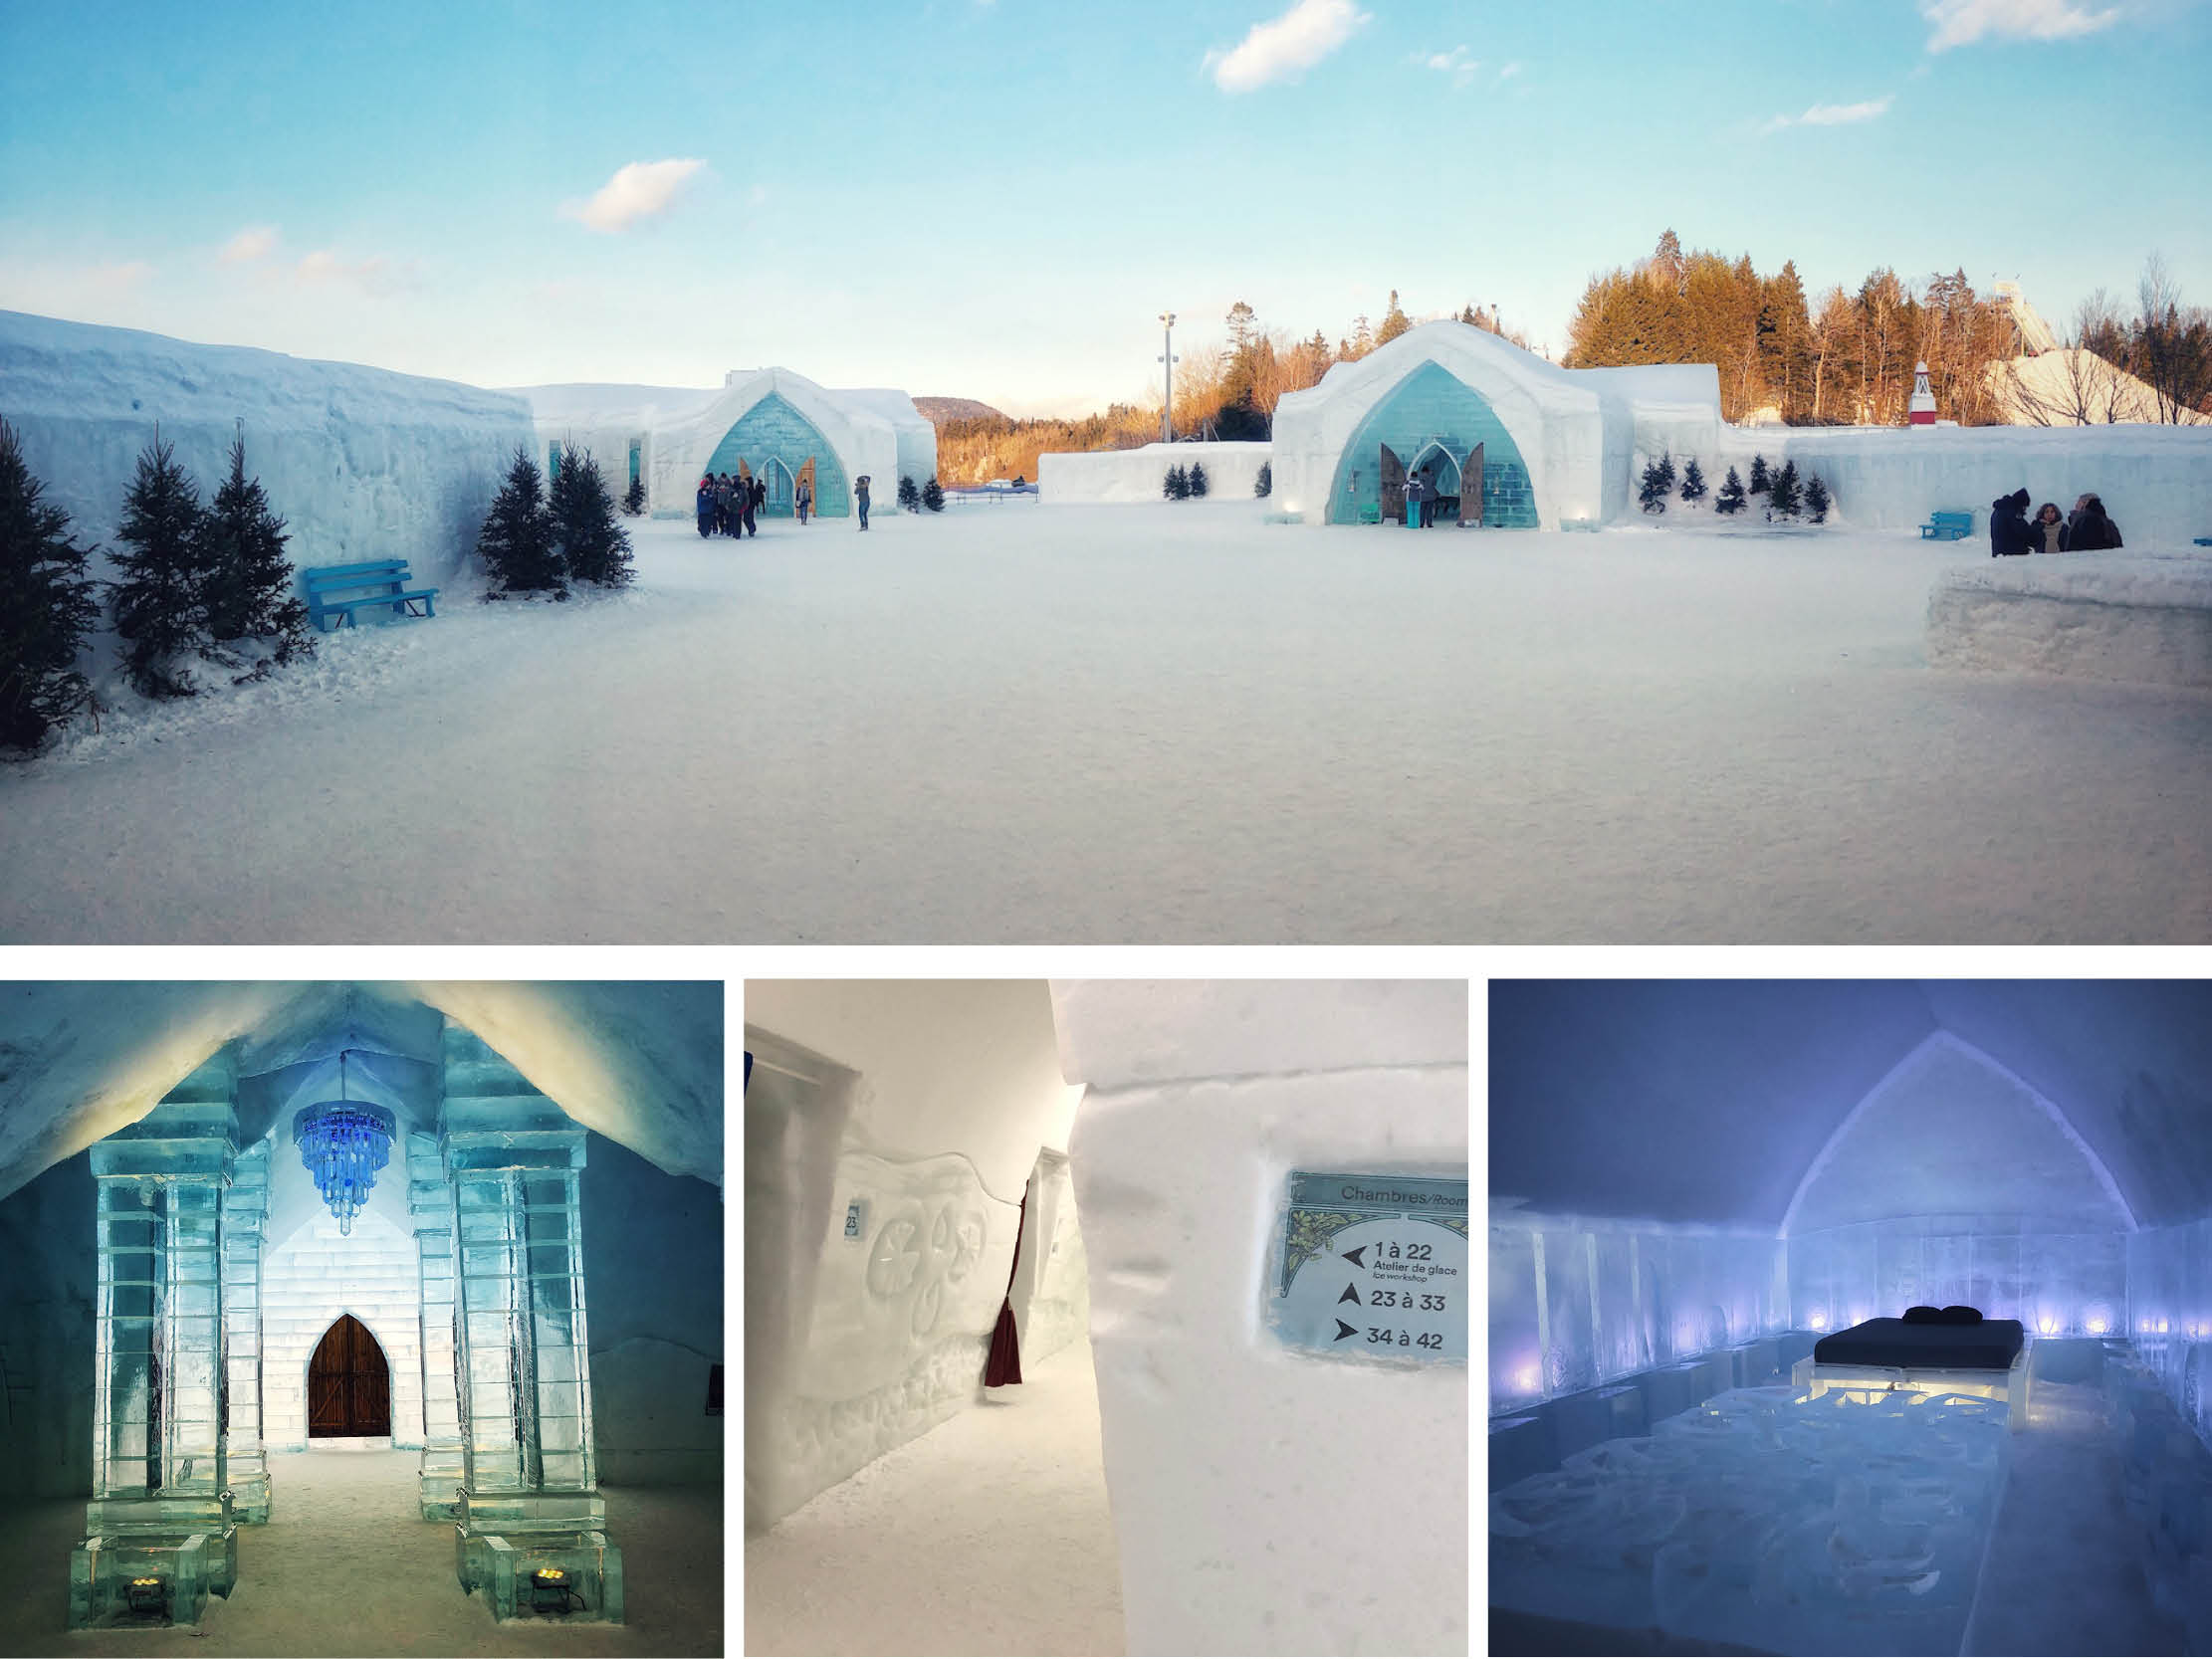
[307,1314,392,1438]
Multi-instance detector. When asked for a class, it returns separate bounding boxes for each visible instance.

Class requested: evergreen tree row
[476,447,635,597]
[1162,461,1210,500]
[1642,448,1834,524]
[3,420,316,749]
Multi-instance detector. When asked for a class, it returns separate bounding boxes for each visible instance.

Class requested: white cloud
[1764,96,1894,132]
[218,225,278,265]
[1208,0,1370,93]
[1921,0,2122,50]
[1497,60,1523,80]
[559,158,707,234]
[1419,44,1479,87]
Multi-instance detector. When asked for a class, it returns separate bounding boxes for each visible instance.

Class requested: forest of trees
[1566,230,2212,428]
[932,291,1529,485]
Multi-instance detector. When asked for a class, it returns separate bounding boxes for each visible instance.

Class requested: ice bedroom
[0,981,724,1658]
[744,978,1468,1658]
[1487,978,2212,1657]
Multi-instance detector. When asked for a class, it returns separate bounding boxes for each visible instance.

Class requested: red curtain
[985,1180,1029,1387]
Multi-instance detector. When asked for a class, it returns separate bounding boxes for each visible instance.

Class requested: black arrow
[1334,1319,1359,1342]
[1338,1283,1361,1306]
[1343,1245,1368,1268]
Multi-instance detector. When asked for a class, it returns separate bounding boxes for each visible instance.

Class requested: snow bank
[0,311,533,587]
[1926,552,2212,688]
[1038,440,1270,504]
[1060,980,1468,1657]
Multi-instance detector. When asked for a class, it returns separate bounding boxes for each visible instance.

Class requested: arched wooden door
[307,1314,391,1438]
[1379,443,1407,523]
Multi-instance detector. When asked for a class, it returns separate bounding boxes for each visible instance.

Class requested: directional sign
[1266,1170,1467,1363]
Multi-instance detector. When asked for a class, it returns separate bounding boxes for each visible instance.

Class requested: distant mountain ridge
[915,396,1006,425]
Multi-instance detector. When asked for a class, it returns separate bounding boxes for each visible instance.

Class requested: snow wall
[1010,1145,1089,1367]
[1926,554,2212,690]
[262,1186,426,1453]
[1056,980,1468,1657]
[0,1152,97,1498]
[1038,441,1271,504]
[743,982,1084,1532]
[0,311,533,590]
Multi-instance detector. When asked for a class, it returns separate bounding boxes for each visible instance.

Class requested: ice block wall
[743,981,1081,1532]
[0,1152,96,1498]
[1488,1213,1786,1414]
[580,1134,724,1487]
[1056,980,1468,1658]
[2127,1218,2212,1448]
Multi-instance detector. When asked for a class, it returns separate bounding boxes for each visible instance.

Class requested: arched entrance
[307,1314,391,1438]
[701,391,849,518]
[1328,360,1538,526]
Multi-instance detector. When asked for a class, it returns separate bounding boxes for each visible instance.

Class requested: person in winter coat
[743,475,763,537]
[714,473,733,536]
[696,476,716,537]
[2067,493,2122,550]
[855,475,872,529]
[1989,488,2037,557]
[2033,503,2069,553]
[796,479,812,524]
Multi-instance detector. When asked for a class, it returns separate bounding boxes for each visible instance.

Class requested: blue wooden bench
[2194,536,2212,547]
[303,559,440,632]
[1920,511,1974,541]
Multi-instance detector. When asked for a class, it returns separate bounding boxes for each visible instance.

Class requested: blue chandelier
[293,1049,395,1235]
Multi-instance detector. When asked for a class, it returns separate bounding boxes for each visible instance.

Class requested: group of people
[1403,471,1453,528]
[698,472,765,538]
[1989,487,2123,556]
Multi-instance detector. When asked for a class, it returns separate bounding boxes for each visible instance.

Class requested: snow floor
[0,1446,721,1656]
[3,503,2208,942]
[744,1337,1125,1657]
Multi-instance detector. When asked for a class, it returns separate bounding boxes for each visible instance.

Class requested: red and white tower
[1908,360,1937,426]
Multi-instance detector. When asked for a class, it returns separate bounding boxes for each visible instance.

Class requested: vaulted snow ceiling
[0,982,724,1206]
[1489,981,2212,1234]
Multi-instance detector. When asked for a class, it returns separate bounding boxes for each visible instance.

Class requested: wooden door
[1379,444,1407,522]
[796,456,817,514]
[1461,442,1485,526]
[307,1314,391,1438]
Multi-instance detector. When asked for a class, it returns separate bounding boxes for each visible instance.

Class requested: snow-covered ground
[2,503,2208,943]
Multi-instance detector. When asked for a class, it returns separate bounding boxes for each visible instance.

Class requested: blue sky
[3,0,2207,414]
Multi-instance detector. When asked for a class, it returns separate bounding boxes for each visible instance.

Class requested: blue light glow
[293,1052,394,1234]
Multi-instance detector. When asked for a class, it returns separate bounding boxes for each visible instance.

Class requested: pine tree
[477,447,563,596]
[1638,455,1670,514]
[1749,453,1771,494]
[1254,461,1272,499]
[1715,466,1747,516]
[1657,451,1677,495]
[921,476,946,512]
[1768,459,1803,520]
[898,475,921,513]
[551,448,634,588]
[1375,289,1413,347]
[1164,463,1188,501]
[0,417,102,750]
[199,433,312,674]
[622,473,646,516]
[1805,472,1832,524]
[1679,457,1707,505]
[1188,461,1209,498]
[111,435,212,698]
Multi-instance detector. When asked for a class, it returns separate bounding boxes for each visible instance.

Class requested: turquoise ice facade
[1326,359,1540,527]
[702,392,850,518]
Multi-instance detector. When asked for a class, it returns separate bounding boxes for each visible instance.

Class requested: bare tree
[2134,253,2212,424]
[2004,290,2134,425]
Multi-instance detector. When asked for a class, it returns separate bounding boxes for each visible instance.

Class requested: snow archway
[702,392,848,518]
[1327,360,1539,525]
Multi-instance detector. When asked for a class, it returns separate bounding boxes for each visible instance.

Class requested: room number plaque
[1266,1170,1468,1363]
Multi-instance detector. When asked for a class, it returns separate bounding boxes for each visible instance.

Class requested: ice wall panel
[0,1153,96,1497]
[1063,977,1467,1659]
[1789,1216,2124,1336]
[1011,1148,1090,1368]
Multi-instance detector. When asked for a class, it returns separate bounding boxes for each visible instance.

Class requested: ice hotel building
[0,982,723,1644]
[1489,979,2212,1657]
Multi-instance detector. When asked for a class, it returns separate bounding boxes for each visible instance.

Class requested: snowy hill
[1989,349,2210,427]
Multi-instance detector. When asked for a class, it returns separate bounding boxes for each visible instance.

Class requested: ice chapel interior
[0,981,724,1657]
[744,978,1468,1658]
[1489,978,2212,1657]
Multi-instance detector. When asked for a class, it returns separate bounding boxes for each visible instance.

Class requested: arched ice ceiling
[1488,981,2212,1233]
[0,982,724,1207]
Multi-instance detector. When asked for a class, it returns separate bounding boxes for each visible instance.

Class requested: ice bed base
[1791,1345,2029,1429]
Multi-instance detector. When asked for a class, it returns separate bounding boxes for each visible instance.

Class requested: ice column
[69,1054,241,1629]
[441,1025,623,1622]
[218,1141,270,1524]
[409,1130,465,1520]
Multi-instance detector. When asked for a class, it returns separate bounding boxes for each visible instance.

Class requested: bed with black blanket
[1813,1311,2026,1371]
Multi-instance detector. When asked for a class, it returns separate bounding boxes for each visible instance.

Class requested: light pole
[1158,311,1178,444]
